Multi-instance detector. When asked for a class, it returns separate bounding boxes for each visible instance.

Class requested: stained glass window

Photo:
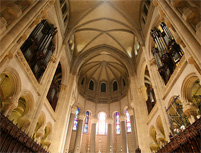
[126,109,132,132]
[97,112,107,135]
[116,112,120,134]
[73,107,79,130]
[84,111,89,133]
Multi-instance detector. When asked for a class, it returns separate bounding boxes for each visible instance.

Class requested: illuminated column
[74,113,85,153]
[120,115,128,153]
[183,100,199,124]
[89,117,98,153]
[107,117,113,153]
[128,108,138,151]
[2,94,20,117]
[64,106,77,153]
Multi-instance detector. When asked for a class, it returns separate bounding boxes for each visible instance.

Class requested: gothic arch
[43,122,53,140]
[19,90,34,115]
[111,110,119,118]
[122,105,129,115]
[181,72,199,102]
[71,45,134,77]
[156,116,165,136]
[137,59,147,87]
[85,109,93,117]
[33,112,47,140]
[2,66,21,98]
[97,111,107,119]
[59,56,69,84]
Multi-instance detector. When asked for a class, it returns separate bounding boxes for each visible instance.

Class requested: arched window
[97,112,107,135]
[47,63,62,111]
[101,83,106,92]
[84,111,89,133]
[73,107,79,130]
[113,81,118,91]
[166,97,189,134]
[116,112,120,134]
[81,77,85,85]
[126,109,131,132]
[20,20,57,81]
[191,80,201,114]
[89,80,94,90]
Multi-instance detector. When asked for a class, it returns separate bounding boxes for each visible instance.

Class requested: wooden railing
[0,113,48,153]
[156,117,201,153]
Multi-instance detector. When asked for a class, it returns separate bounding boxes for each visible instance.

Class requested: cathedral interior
[0,0,201,153]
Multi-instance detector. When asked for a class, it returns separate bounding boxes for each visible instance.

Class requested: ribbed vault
[67,0,143,103]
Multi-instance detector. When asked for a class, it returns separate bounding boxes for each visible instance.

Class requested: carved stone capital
[138,86,148,101]
[128,109,134,116]
[71,106,78,114]
[149,58,156,66]
[60,84,67,91]
[50,55,56,63]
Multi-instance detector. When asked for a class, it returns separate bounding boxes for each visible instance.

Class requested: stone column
[155,127,166,148]
[28,54,60,136]
[64,106,77,153]
[128,108,138,152]
[129,77,150,153]
[74,113,85,153]
[183,101,199,124]
[2,93,20,117]
[143,46,171,141]
[119,115,128,153]
[89,117,98,153]
[107,117,113,153]
[157,0,201,69]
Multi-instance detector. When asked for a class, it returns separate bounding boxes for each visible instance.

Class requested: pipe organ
[20,20,57,81]
[151,22,184,84]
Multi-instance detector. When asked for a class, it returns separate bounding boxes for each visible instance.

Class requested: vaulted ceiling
[68,0,142,56]
[67,0,143,101]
